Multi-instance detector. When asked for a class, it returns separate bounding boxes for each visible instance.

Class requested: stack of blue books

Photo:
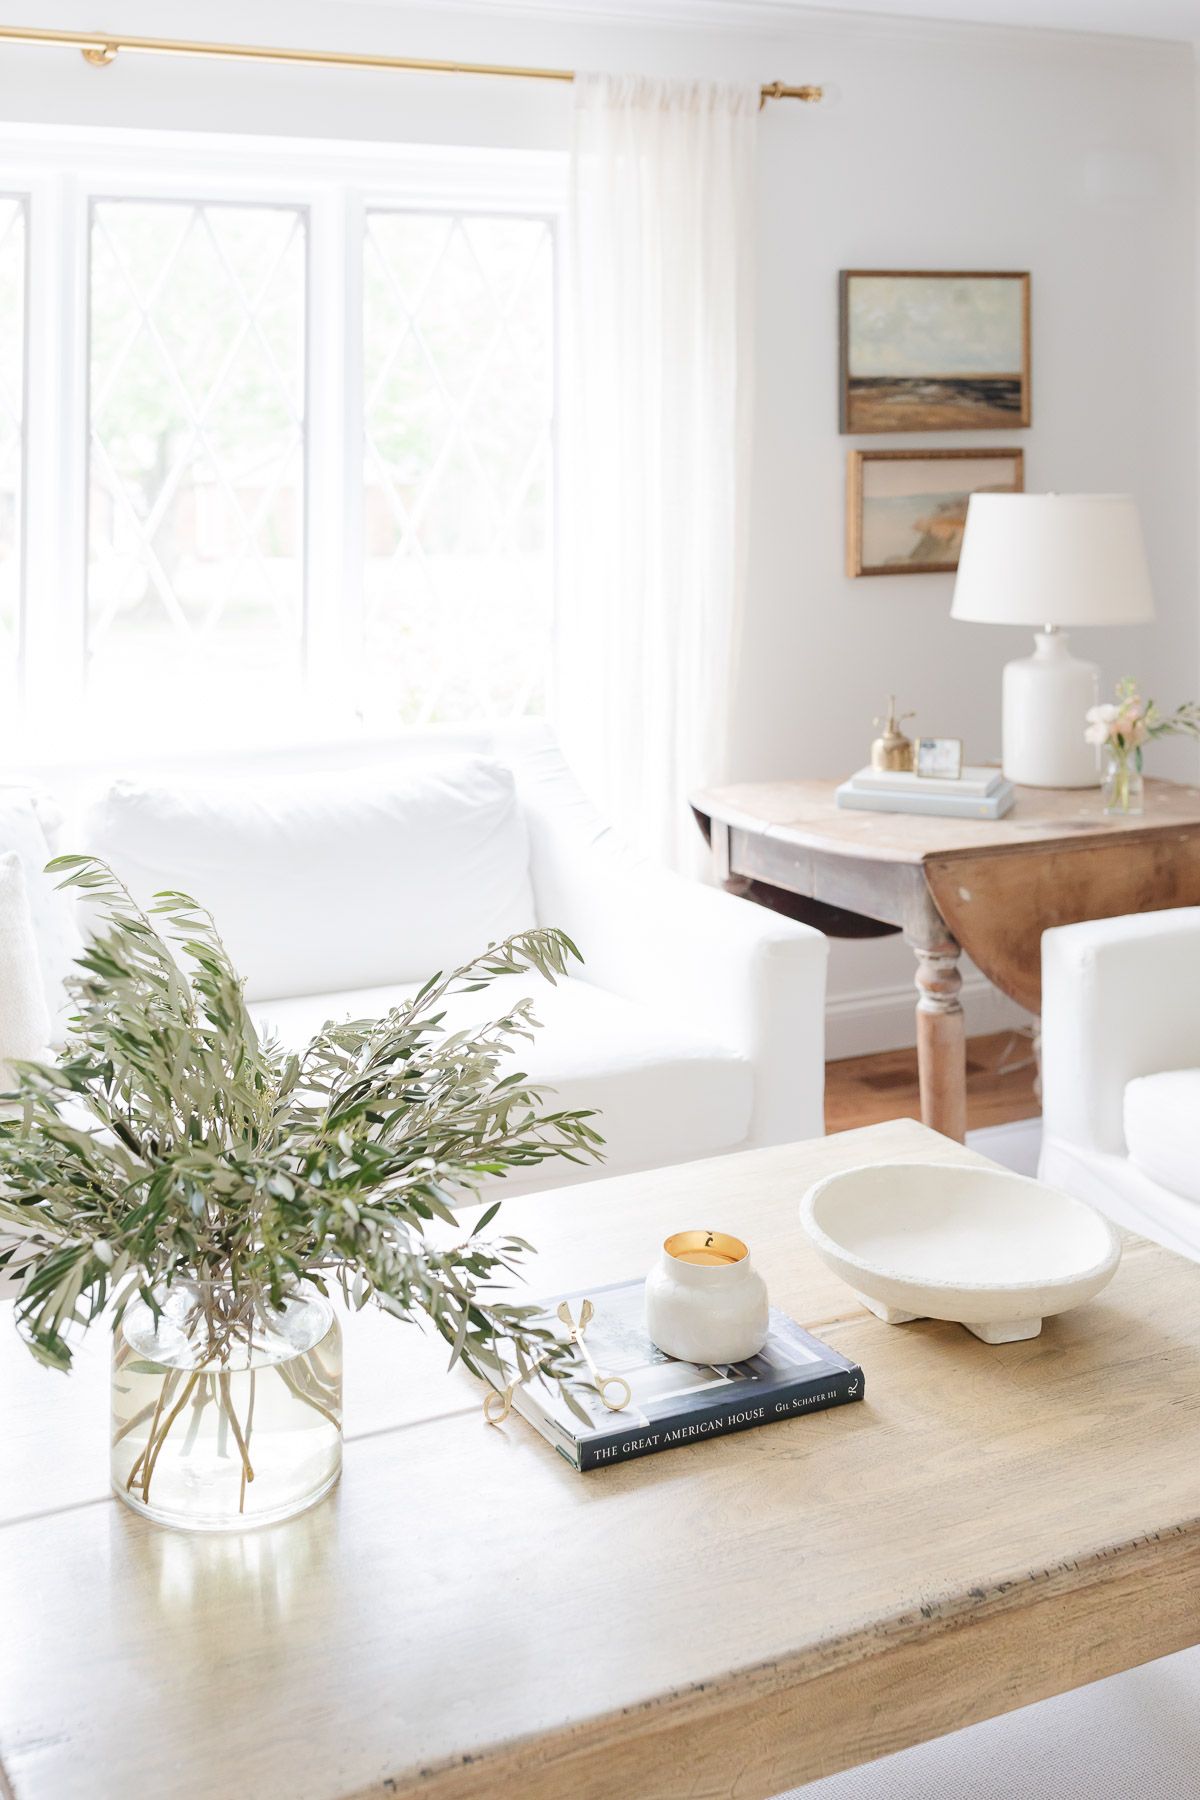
[836,764,1015,820]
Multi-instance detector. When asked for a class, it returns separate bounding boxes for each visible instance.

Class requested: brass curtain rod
[0,25,822,106]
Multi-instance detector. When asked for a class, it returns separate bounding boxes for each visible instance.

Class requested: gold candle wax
[663,1229,749,1268]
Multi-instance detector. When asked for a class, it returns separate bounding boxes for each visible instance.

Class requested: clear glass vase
[1101,744,1144,817]
[111,1278,342,1532]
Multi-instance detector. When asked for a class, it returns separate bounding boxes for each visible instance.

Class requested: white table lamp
[952,493,1154,788]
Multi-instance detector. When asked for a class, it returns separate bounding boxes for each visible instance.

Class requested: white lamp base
[1001,630,1100,789]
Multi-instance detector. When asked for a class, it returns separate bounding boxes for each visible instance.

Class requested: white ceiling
[770,0,1200,41]
[372,0,1200,44]
[811,0,1200,39]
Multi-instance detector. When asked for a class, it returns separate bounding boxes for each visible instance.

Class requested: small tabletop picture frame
[916,737,964,780]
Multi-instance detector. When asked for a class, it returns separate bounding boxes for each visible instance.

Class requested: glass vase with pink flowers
[1085,679,1200,816]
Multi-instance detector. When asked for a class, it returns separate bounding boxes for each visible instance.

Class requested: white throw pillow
[82,756,538,1002]
[0,851,52,1082]
[0,792,80,1037]
[1124,1069,1200,1205]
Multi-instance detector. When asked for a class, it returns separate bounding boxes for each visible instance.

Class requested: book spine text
[578,1365,865,1472]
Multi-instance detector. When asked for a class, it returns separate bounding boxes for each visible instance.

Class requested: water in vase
[111,1281,343,1532]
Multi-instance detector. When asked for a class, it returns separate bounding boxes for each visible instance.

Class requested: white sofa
[4,721,827,1201]
[1039,907,1200,1258]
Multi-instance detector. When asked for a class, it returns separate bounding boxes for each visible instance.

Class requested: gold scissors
[482,1298,633,1424]
[483,1347,551,1425]
[556,1300,632,1412]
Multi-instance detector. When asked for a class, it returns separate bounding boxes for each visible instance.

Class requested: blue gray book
[486,1277,864,1472]
[836,777,1015,820]
[848,763,1002,798]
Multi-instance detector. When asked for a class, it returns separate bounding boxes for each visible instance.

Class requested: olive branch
[0,855,603,1425]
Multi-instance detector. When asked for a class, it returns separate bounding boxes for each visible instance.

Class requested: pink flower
[1112,699,1148,747]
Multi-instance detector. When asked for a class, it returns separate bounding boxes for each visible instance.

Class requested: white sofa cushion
[0,852,51,1081]
[250,974,753,1189]
[0,792,80,1038]
[82,756,537,1003]
[1124,1069,1200,1205]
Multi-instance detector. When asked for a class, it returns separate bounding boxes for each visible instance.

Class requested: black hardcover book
[486,1277,864,1471]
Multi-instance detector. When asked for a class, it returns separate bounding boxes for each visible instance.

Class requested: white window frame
[0,189,31,713]
[0,124,566,764]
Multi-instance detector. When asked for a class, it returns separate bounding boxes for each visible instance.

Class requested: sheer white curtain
[558,75,759,871]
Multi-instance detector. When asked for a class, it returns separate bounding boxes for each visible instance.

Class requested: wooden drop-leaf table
[691,776,1200,1141]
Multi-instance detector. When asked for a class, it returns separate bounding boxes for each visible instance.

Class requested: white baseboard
[826,975,1030,1061]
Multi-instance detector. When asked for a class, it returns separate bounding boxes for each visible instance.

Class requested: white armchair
[1039,907,1200,1257]
[513,728,825,1154]
[27,721,827,1200]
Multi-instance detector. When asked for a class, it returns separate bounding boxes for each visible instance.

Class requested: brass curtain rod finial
[760,81,823,107]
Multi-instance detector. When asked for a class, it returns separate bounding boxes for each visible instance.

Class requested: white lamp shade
[951,493,1155,628]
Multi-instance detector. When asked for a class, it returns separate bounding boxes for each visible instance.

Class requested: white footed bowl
[800,1162,1121,1344]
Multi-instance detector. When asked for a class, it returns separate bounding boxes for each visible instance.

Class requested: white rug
[966,1116,1042,1175]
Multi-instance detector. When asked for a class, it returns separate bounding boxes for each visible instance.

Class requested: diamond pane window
[363,210,554,723]
[87,201,306,725]
[0,198,25,712]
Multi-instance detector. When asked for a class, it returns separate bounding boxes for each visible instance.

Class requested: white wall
[0,0,1194,1055]
[739,13,1198,1052]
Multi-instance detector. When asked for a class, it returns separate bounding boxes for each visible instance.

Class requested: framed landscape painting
[846,447,1024,577]
[840,271,1031,433]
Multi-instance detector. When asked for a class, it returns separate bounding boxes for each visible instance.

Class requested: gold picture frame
[840,270,1032,434]
[846,447,1024,578]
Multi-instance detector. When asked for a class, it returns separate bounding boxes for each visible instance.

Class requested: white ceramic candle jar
[644,1230,769,1365]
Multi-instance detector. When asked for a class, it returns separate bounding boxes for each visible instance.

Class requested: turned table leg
[908,926,967,1143]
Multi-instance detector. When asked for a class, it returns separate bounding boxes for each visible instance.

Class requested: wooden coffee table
[3,1118,1200,1800]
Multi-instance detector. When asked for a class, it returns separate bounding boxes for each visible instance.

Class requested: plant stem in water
[217,1371,255,1511]
[139,1370,201,1503]
[277,1358,342,1431]
[125,1365,181,1494]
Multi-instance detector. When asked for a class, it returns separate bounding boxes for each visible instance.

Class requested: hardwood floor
[825,1028,1041,1136]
